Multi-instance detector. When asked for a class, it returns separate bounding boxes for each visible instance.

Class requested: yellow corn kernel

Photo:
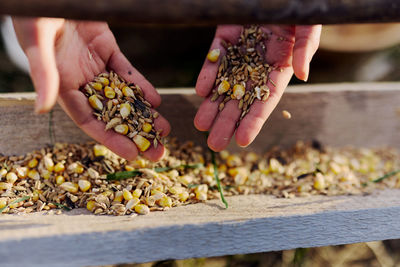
[27,170,40,180]
[152,184,164,194]
[133,159,147,168]
[44,155,54,171]
[32,190,40,201]
[220,150,230,160]
[232,84,245,100]
[88,95,103,111]
[217,80,230,95]
[169,186,183,195]
[0,168,7,179]
[119,103,131,119]
[68,162,84,174]
[28,158,38,168]
[122,86,134,97]
[59,182,78,193]
[207,48,220,63]
[96,77,109,86]
[135,204,150,215]
[124,165,135,171]
[6,172,18,184]
[234,173,247,185]
[269,158,284,173]
[78,180,91,192]
[226,154,242,167]
[178,175,193,186]
[0,182,12,191]
[104,86,116,99]
[16,167,28,179]
[178,191,189,202]
[313,173,326,190]
[133,135,151,152]
[9,201,21,209]
[0,198,7,209]
[330,162,342,175]
[198,155,205,164]
[205,164,214,176]
[195,184,208,201]
[56,175,65,185]
[114,124,129,135]
[86,200,96,212]
[132,188,143,198]
[41,170,52,179]
[93,145,108,157]
[158,195,172,208]
[125,197,140,210]
[218,164,227,173]
[123,189,134,201]
[54,162,65,173]
[113,191,123,202]
[142,122,152,133]
[90,82,103,91]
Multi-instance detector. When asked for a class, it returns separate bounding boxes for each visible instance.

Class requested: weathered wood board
[0,82,400,266]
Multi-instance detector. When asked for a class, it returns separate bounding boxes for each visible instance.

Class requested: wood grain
[0,82,399,155]
[1,0,400,25]
[1,190,400,265]
[0,83,400,265]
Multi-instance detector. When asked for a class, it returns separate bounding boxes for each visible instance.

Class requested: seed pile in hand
[208,25,275,121]
[81,71,162,152]
[0,140,399,216]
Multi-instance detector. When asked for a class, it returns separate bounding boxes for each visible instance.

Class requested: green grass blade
[0,196,30,213]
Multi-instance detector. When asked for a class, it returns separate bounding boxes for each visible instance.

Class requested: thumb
[12,17,63,113]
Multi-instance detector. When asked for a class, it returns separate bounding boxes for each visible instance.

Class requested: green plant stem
[51,202,72,211]
[106,164,203,181]
[210,148,228,209]
[362,169,400,186]
[0,196,29,213]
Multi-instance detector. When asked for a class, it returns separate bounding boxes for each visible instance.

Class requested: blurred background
[2,18,400,266]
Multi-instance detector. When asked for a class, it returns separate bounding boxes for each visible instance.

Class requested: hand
[194,25,321,151]
[12,17,170,161]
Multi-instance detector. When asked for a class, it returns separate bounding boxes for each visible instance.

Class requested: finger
[108,51,161,107]
[235,68,293,147]
[196,25,242,97]
[194,94,223,131]
[207,100,241,152]
[292,25,322,81]
[153,111,171,137]
[13,17,64,113]
[58,90,140,160]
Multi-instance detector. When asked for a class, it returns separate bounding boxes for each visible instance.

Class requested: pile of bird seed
[81,71,162,152]
[207,25,274,121]
[0,139,399,216]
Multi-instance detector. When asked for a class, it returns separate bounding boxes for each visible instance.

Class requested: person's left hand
[194,25,321,151]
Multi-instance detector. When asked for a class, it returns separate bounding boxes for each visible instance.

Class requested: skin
[195,25,321,151]
[13,18,171,161]
[12,18,321,158]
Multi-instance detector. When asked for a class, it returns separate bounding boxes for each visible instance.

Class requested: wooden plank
[1,190,400,265]
[1,0,400,25]
[0,82,400,265]
[0,82,399,155]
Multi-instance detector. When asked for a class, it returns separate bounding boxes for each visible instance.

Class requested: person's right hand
[13,17,170,161]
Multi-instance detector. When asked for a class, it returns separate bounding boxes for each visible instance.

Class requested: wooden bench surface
[0,82,400,265]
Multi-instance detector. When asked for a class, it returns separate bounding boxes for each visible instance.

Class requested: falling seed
[282,110,292,119]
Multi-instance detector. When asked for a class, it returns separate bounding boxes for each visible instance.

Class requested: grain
[81,71,161,153]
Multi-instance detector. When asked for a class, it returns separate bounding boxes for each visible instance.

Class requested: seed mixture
[0,139,399,216]
[81,71,162,152]
[207,25,274,121]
